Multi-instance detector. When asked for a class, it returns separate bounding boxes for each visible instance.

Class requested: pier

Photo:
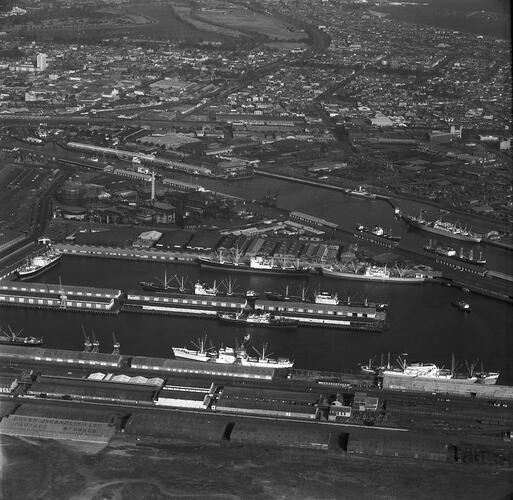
[124,290,386,332]
[0,281,120,314]
[0,277,387,331]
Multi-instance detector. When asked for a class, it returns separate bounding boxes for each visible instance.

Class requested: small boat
[452,300,471,312]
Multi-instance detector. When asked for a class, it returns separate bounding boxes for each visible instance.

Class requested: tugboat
[452,300,471,312]
[217,311,298,328]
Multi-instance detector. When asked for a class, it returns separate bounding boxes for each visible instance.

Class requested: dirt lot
[1,435,512,500]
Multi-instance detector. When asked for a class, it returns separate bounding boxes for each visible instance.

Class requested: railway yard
[0,343,512,470]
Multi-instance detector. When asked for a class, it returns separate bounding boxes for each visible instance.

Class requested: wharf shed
[0,403,117,444]
[0,414,116,445]
[228,420,333,450]
[217,234,237,251]
[128,356,277,381]
[155,230,193,250]
[0,345,122,368]
[214,397,318,420]
[347,429,449,462]
[28,376,157,404]
[0,281,121,300]
[124,411,228,442]
[187,232,222,252]
[14,402,117,423]
[73,228,140,247]
[163,377,214,393]
[156,388,211,409]
[220,386,320,406]
[0,375,16,394]
[244,238,265,257]
[382,376,513,400]
[259,239,277,256]
[289,211,338,229]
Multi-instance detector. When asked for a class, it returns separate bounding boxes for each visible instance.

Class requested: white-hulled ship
[172,335,215,362]
[17,250,62,280]
[375,355,499,385]
[321,263,435,283]
[172,337,294,369]
[403,211,483,243]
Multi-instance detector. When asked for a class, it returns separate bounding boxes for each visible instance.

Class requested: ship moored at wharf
[217,311,299,328]
[355,224,401,244]
[172,336,295,368]
[0,280,120,314]
[0,279,386,331]
[0,344,511,401]
[320,263,439,283]
[363,354,500,386]
[265,287,387,311]
[16,250,62,281]
[0,325,42,346]
[402,212,483,243]
[124,287,387,332]
[198,251,311,277]
[424,240,486,266]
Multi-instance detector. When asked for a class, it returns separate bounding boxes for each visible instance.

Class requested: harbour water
[1,173,511,383]
[1,254,511,384]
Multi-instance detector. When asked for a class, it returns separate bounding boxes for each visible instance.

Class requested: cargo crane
[82,326,91,352]
[91,331,100,353]
[112,332,120,355]
[58,276,67,309]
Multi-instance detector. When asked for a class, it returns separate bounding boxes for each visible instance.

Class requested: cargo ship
[198,249,311,277]
[16,250,62,280]
[375,355,499,385]
[171,335,215,362]
[356,224,401,242]
[140,270,180,293]
[0,326,43,346]
[424,240,486,266]
[320,263,433,283]
[217,311,299,328]
[172,337,294,368]
[265,288,387,311]
[264,284,308,302]
[403,211,483,243]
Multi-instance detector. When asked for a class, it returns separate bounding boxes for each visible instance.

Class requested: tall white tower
[151,170,156,201]
[36,53,47,71]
